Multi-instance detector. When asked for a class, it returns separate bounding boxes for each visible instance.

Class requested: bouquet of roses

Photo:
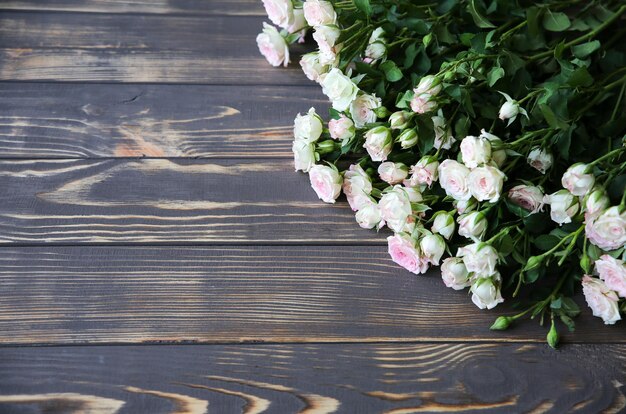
[257,0,626,345]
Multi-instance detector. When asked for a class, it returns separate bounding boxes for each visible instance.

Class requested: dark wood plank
[0,83,325,158]
[0,245,622,345]
[0,159,381,244]
[0,0,264,15]
[0,13,310,84]
[1,343,624,413]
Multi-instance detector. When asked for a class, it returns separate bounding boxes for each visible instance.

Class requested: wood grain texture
[1,343,625,413]
[0,0,265,15]
[0,12,311,84]
[0,159,382,244]
[0,245,622,345]
[0,83,326,158]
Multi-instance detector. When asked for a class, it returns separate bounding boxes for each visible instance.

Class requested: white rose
[355,200,383,229]
[350,93,381,127]
[262,0,294,29]
[363,126,392,162]
[300,52,328,82]
[596,255,626,298]
[287,9,307,40]
[471,273,504,310]
[414,75,442,96]
[409,156,439,187]
[397,129,418,149]
[562,163,595,196]
[480,129,506,168]
[365,42,386,61]
[432,212,455,240]
[468,165,505,203]
[585,206,626,251]
[293,107,322,143]
[454,198,478,214]
[544,190,579,225]
[441,257,471,290]
[457,211,487,241]
[460,135,492,168]
[582,275,621,325]
[584,188,610,219]
[378,162,408,185]
[303,0,336,26]
[420,233,446,265]
[432,113,456,150]
[328,115,355,141]
[508,185,544,214]
[256,23,290,67]
[457,242,499,278]
[343,164,372,211]
[309,164,342,203]
[498,91,527,126]
[527,147,553,174]
[292,140,315,172]
[379,185,412,233]
[410,92,437,114]
[438,159,471,201]
[313,25,341,65]
[320,68,359,112]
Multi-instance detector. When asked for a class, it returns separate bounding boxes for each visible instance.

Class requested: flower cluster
[259,0,626,345]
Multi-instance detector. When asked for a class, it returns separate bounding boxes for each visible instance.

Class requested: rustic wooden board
[0,245,621,345]
[0,0,265,15]
[0,159,382,244]
[0,83,326,158]
[0,13,311,84]
[1,343,625,413]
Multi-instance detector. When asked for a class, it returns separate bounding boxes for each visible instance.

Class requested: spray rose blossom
[293,107,323,143]
[457,242,498,278]
[438,160,471,201]
[309,164,342,203]
[596,255,626,298]
[582,275,621,325]
[379,186,412,233]
[584,189,610,219]
[320,68,359,111]
[350,93,381,127]
[256,23,290,67]
[441,257,471,290]
[468,165,506,203]
[303,0,336,26]
[328,115,355,141]
[432,212,455,240]
[508,185,544,214]
[387,234,429,275]
[343,164,372,211]
[471,274,504,309]
[378,162,408,185]
[292,140,316,172]
[363,126,393,162]
[562,163,595,196]
[527,147,553,174]
[544,190,579,225]
[355,199,383,229]
[457,211,488,241]
[460,135,492,168]
[585,206,626,251]
[262,0,294,29]
[313,25,341,65]
[420,233,446,265]
[409,156,439,187]
[300,52,328,82]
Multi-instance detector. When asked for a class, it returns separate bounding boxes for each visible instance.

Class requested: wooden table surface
[0,1,624,413]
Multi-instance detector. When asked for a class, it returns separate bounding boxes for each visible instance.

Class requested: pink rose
[378,162,408,185]
[562,163,595,196]
[584,189,609,219]
[342,164,372,211]
[309,164,341,203]
[256,23,290,67]
[262,0,294,29]
[508,185,544,214]
[467,165,506,203]
[410,93,437,114]
[387,234,429,275]
[303,0,336,26]
[596,255,626,298]
[379,186,412,233]
[527,147,553,174]
[438,159,471,201]
[409,156,439,187]
[582,275,621,325]
[328,115,355,141]
[585,206,626,251]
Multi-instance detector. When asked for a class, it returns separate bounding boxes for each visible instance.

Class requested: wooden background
[0,1,624,412]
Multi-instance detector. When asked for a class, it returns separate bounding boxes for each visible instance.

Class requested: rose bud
[431,212,455,240]
[364,27,386,61]
[490,316,513,330]
[457,211,488,241]
[355,200,383,229]
[387,233,429,275]
[292,140,316,172]
[414,75,442,96]
[409,156,439,188]
[582,275,621,325]
[595,255,626,298]
[262,0,294,29]
[457,242,498,278]
[303,0,337,26]
[397,128,418,149]
[498,91,527,126]
[527,147,553,174]
[508,184,544,214]
[256,23,290,67]
[410,92,438,114]
[309,164,342,203]
[343,164,372,211]
[316,139,338,155]
[328,115,355,141]
[379,186,412,233]
[350,93,382,127]
[479,129,507,168]
[454,198,478,214]
[543,190,579,225]
[420,233,446,266]
[585,206,626,251]
[468,165,506,203]
[300,52,328,82]
[562,163,595,196]
[460,135,492,168]
[441,257,471,290]
[471,273,504,309]
[363,126,393,162]
[584,188,610,218]
[293,107,323,143]
[378,162,409,185]
[389,111,410,130]
[321,68,359,111]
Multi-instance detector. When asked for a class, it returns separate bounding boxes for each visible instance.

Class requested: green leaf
[468,0,495,28]
[403,42,419,68]
[487,66,505,87]
[567,66,594,87]
[380,61,403,82]
[352,0,372,16]
[526,7,541,39]
[540,104,569,130]
[542,10,571,32]
[534,234,560,251]
[572,40,601,59]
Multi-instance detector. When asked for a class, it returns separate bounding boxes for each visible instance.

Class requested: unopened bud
[490,316,513,330]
